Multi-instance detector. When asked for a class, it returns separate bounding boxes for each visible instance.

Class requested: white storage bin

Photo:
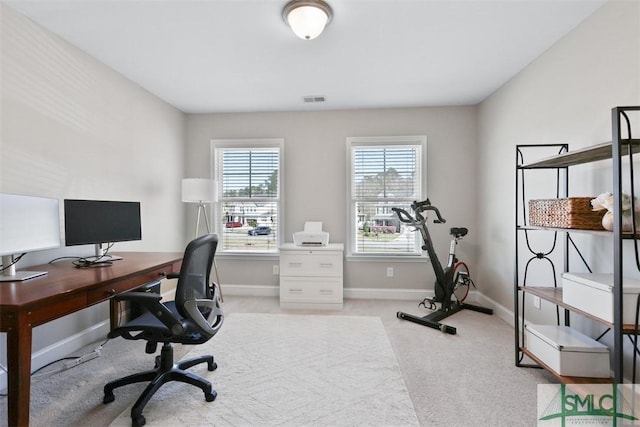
[562,273,640,324]
[525,324,609,378]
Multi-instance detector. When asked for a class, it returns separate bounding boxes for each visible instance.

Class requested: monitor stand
[93,243,122,261]
[0,255,47,282]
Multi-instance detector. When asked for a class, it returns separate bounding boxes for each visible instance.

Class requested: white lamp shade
[182,178,217,203]
[287,5,329,40]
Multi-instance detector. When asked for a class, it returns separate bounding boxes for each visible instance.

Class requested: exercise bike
[392,199,493,334]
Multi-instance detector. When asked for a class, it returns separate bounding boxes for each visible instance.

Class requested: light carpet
[110,313,419,426]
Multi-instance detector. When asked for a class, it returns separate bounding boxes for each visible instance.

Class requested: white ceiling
[4,0,605,114]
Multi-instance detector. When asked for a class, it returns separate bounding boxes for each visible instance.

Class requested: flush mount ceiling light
[283,0,333,40]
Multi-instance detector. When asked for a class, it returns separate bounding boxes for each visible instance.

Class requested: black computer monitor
[64,199,141,260]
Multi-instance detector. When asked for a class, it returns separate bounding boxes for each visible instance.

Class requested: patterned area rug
[110,313,418,426]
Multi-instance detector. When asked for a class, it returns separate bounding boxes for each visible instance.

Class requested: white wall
[3,0,637,388]
[0,4,186,376]
[477,0,640,376]
[186,107,479,293]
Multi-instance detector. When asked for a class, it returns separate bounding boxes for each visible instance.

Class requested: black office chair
[103,234,224,427]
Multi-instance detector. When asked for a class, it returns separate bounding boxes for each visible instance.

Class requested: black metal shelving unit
[514,106,640,384]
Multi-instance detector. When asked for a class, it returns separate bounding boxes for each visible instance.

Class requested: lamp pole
[195,200,211,239]
[182,178,222,301]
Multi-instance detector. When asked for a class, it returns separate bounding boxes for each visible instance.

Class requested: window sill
[346,254,429,263]
[216,253,427,263]
[217,252,279,261]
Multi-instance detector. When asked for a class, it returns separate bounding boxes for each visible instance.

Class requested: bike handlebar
[392,207,423,225]
[392,199,447,225]
[412,200,446,224]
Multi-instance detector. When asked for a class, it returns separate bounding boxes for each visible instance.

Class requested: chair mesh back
[175,234,218,319]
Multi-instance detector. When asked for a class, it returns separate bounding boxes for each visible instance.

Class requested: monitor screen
[64,199,142,247]
[0,193,61,257]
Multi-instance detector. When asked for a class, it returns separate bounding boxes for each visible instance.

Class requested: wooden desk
[0,251,183,427]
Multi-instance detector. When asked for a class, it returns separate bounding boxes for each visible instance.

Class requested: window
[347,135,426,257]
[211,139,283,254]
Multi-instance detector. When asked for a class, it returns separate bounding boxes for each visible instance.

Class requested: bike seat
[450,227,468,237]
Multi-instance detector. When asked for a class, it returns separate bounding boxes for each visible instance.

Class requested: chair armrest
[114,291,162,304]
[115,291,185,334]
[166,272,180,280]
[183,284,224,335]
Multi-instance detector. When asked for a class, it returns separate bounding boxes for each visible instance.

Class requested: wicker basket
[528,197,605,230]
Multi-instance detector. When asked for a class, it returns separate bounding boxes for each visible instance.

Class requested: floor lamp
[181,178,223,300]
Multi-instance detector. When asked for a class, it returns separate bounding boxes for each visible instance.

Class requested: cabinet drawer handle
[158,271,167,277]
[319,263,333,268]
[288,262,303,268]
[320,289,333,295]
[289,288,303,294]
[107,289,116,296]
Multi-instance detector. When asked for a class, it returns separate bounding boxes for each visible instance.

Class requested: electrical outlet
[273,265,279,275]
[386,267,394,278]
[533,296,541,309]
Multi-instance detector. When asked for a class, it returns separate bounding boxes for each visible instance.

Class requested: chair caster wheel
[208,361,217,371]
[103,392,115,404]
[396,311,402,319]
[132,414,146,427]
[205,390,217,402]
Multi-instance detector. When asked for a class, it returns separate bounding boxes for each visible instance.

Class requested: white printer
[293,221,329,246]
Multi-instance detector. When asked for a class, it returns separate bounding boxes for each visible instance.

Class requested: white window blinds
[348,136,426,256]
[212,139,283,254]
[353,147,419,200]
[221,149,279,199]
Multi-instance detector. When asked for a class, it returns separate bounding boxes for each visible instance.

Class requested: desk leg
[7,311,33,427]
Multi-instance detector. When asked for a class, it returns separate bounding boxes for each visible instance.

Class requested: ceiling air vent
[303,95,326,103]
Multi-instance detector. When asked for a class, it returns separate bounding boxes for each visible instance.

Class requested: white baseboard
[0,320,110,392]
[472,292,514,327]
[344,287,432,300]
[220,284,435,301]
[220,282,515,326]
[0,285,516,393]
[221,284,279,297]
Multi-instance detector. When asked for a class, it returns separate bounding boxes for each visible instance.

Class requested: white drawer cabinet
[279,243,343,309]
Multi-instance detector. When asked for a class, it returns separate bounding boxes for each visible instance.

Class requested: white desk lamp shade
[182,178,217,203]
